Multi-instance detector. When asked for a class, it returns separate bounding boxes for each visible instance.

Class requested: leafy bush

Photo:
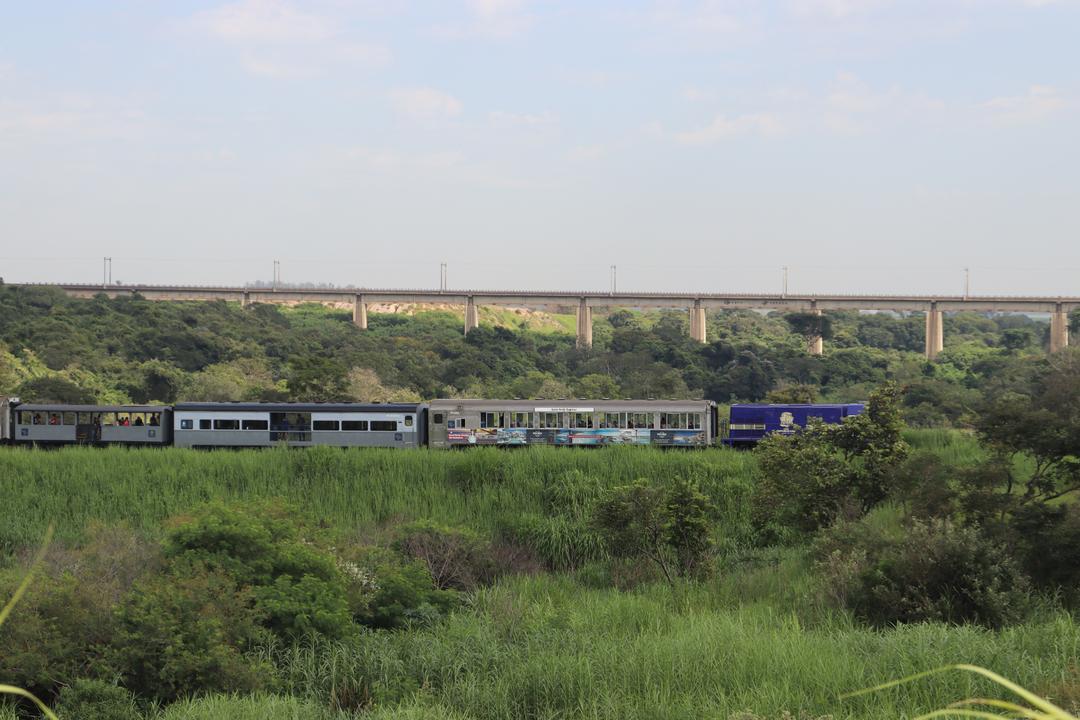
[394,521,496,591]
[109,563,272,702]
[164,502,354,640]
[850,519,1030,628]
[337,546,457,629]
[0,570,115,701]
[592,477,716,584]
[752,383,910,541]
[1009,503,1080,602]
[54,679,140,720]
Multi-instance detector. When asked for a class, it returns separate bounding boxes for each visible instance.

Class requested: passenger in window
[119,415,131,427]
[49,413,60,425]
[149,414,159,427]
[33,413,43,425]
[134,415,144,427]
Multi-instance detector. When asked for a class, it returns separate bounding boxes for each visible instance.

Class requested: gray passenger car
[12,404,171,445]
[427,399,718,448]
[172,402,427,449]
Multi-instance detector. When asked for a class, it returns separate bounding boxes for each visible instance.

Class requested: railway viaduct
[24,283,1078,359]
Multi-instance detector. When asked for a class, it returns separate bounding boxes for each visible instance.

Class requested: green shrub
[1009,503,1080,601]
[850,519,1030,628]
[54,679,140,720]
[0,570,114,701]
[341,547,457,629]
[109,564,271,702]
[592,477,716,584]
[164,502,354,640]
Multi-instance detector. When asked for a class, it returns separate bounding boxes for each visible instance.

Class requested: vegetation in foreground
[2,360,1080,719]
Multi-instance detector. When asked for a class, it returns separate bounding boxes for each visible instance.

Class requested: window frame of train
[172,403,424,449]
[426,400,716,448]
[13,404,169,445]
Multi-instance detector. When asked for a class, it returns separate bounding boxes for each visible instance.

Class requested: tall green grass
[265,573,1080,720]
[0,445,757,547]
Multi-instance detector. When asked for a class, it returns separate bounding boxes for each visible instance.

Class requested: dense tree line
[0,284,1072,427]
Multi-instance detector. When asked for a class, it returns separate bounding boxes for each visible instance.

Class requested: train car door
[75,412,101,444]
[428,406,449,448]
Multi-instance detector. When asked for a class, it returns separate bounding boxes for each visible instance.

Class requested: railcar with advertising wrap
[426,399,717,449]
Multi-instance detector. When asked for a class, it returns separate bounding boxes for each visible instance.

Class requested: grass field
[2,431,1076,719]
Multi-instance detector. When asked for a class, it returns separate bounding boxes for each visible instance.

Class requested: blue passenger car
[723,403,863,446]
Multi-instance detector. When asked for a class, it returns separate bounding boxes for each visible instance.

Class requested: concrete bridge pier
[464,296,479,335]
[576,298,593,349]
[1051,306,1070,352]
[241,291,251,308]
[689,302,707,344]
[808,307,824,356]
[925,306,944,360]
[353,295,368,330]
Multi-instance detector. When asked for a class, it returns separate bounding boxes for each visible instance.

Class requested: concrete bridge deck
[12,282,1077,358]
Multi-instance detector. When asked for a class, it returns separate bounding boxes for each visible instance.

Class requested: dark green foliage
[16,375,96,403]
[0,571,115,701]
[54,679,141,720]
[849,519,1030,629]
[0,285,1056,413]
[592,478,716,583]
[831,382,910,509]
[752,383,910,539]
[784,312,833,342]
[110,564,272,702]
[344,547,457,629]
[164,503,354,640]
[974,349,1080,508]
[1008,503,1080,601]
[752,422,851,540]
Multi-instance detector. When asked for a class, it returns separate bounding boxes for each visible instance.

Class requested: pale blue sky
[2,0,1078,294]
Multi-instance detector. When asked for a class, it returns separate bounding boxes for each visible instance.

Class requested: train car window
[214,419,240,430]
[690,414,702,430]
[78,412,92,425]
[199,419,211,430]
[404,416,413,427]
[342,420,368,431]
[371,420,397,432]
[602,413,620,428]
[538,412,558,428]
[433,413,444,424]
[242,420,269,430]
[480,412,497,428]
[180,419,194,430]
[313,420,339,431]
[63,412,76,425]
[509,412,530,428]
[149,414,161,427]
[573,413,593,429]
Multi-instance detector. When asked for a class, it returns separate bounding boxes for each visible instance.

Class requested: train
[0,397,862,449]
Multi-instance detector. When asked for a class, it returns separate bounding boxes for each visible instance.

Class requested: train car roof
[15,404,169,413]
[428,399,715,410]
[173,402,422,412]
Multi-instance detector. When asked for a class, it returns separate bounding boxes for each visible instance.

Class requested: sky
[1,0,1079,295]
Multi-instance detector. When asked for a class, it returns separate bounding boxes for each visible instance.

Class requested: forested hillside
[0,284,1071,426]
